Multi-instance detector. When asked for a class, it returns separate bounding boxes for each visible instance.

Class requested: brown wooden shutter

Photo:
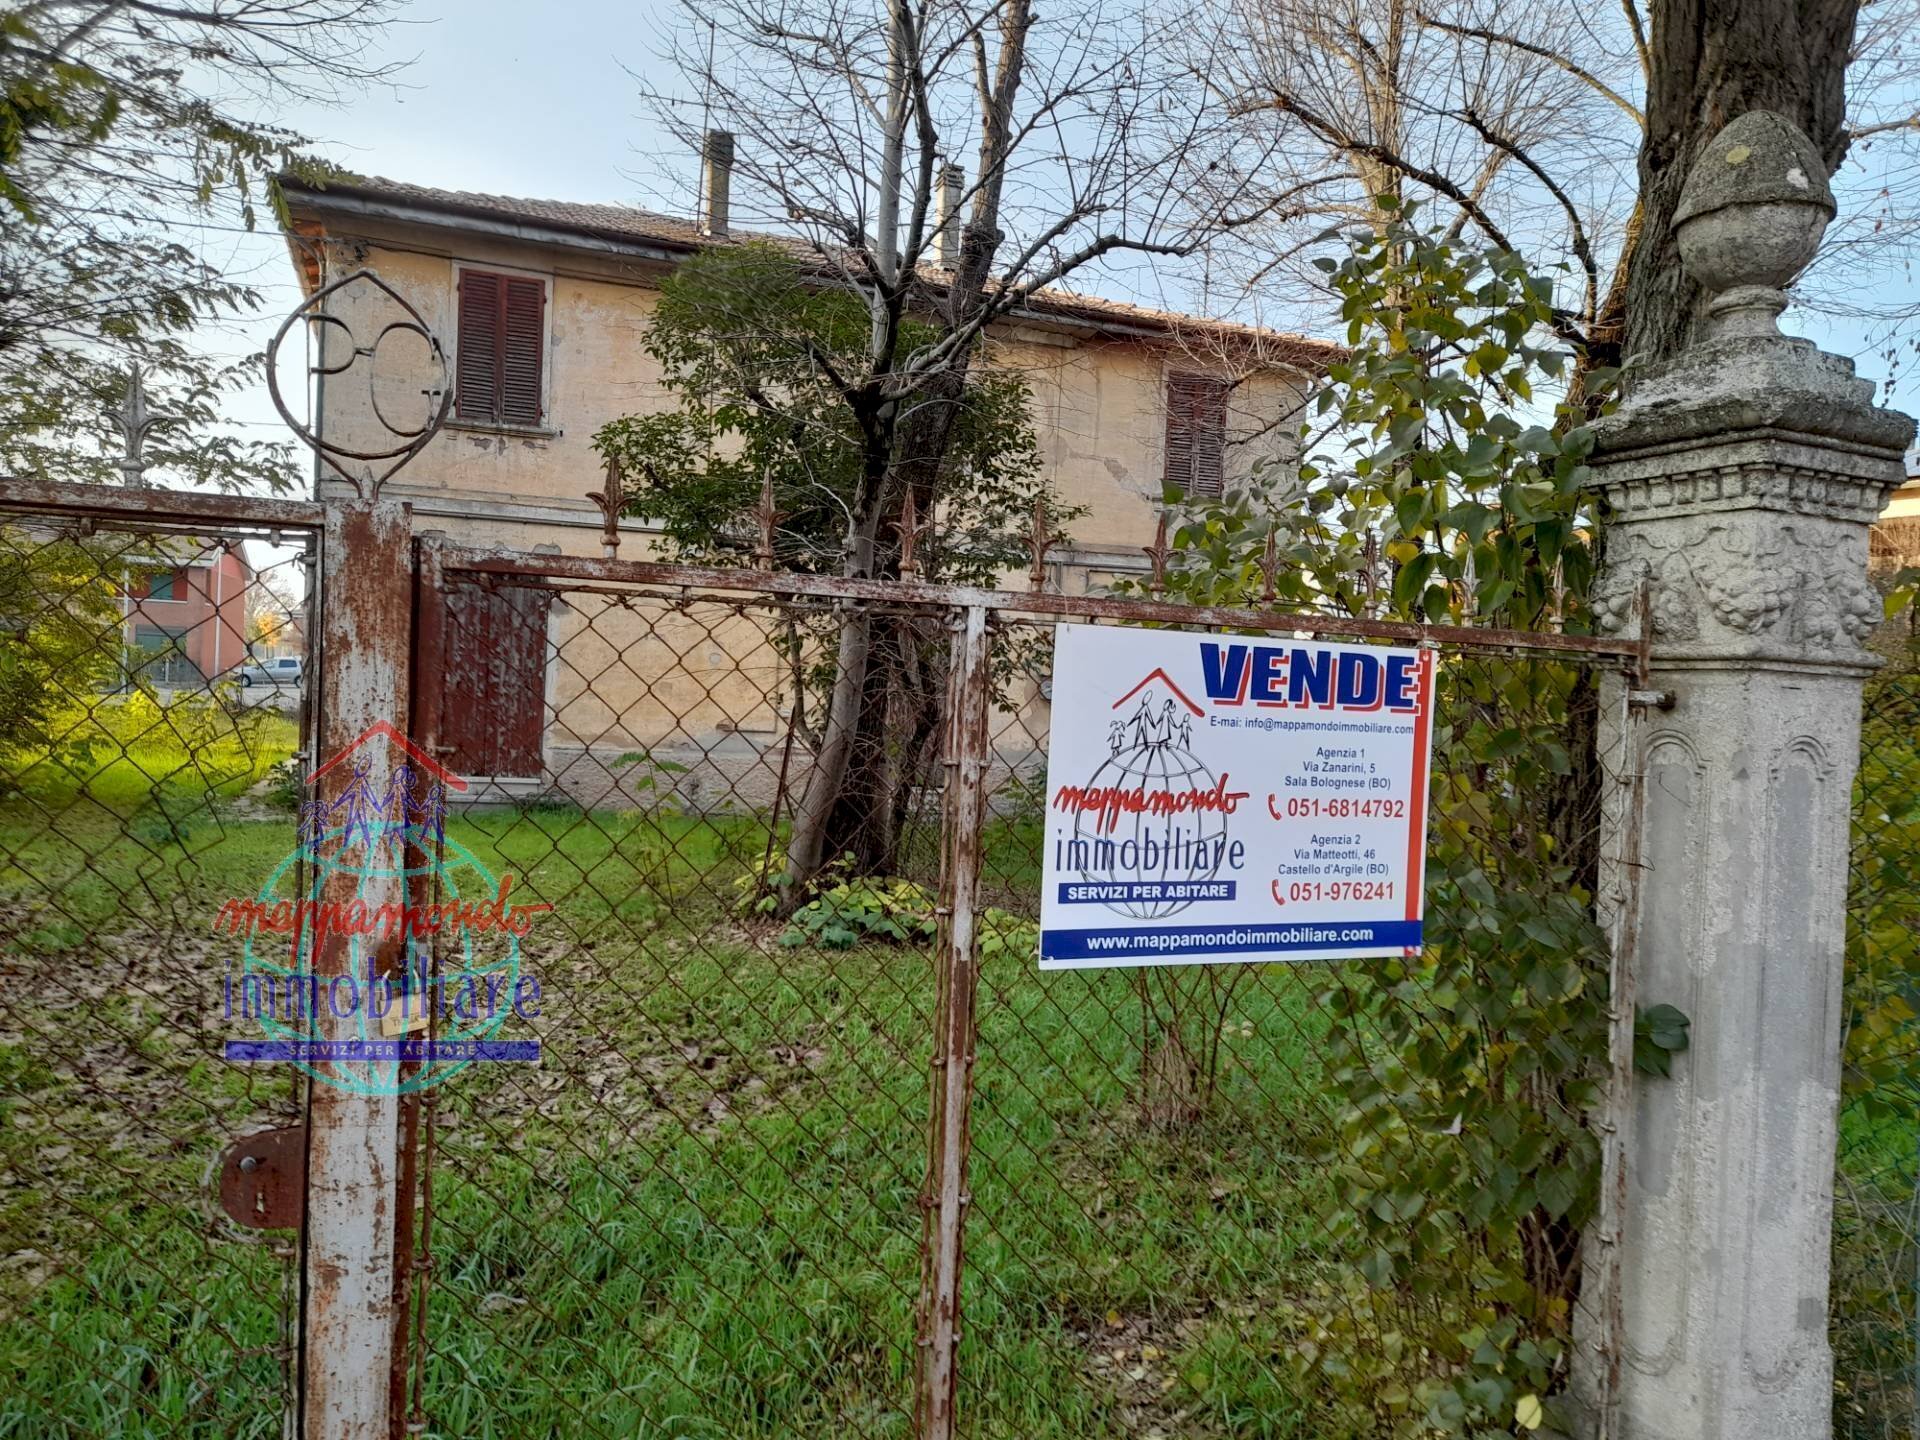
[456,270,502,423]
[500,277,545,426]
[441,581,551,778]
[1163,373,1229,498]
[456,270,545,426]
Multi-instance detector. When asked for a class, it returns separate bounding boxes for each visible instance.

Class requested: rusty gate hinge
[217,1124,306,1230]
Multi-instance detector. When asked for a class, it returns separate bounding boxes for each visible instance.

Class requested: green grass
[6,690,1919,1439]
[0,724,1330,1439]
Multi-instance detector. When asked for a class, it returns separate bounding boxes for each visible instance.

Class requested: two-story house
[279,145,1336,798]
[1875,475,1920,571]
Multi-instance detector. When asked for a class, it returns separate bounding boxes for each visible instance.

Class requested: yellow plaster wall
[308,225,1307,560]
[302,219,1309,771]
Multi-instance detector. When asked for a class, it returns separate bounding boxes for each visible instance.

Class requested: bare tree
[1203,0,1920,368]
[1198,0,1636,350]
[644,0,1271,890]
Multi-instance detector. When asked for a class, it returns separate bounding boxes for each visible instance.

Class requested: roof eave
[283,180,697,268]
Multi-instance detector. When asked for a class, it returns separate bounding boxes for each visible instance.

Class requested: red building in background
[122,543,254,686]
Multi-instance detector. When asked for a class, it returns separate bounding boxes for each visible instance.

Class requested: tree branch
[1620,0,1651,80]
[1449,106,1600,321]
[1241,89,1518,253]
[1416,11,1644,128]
[1847,111,1920,142]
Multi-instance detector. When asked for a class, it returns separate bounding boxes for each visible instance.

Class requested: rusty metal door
[438,578,551,780]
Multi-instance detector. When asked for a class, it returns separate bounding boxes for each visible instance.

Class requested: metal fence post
[388,534,449,1437]
[301,492,415,1437]
[915,603,992,1440]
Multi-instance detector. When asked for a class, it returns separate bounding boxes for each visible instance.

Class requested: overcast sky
[209,0,1918,445]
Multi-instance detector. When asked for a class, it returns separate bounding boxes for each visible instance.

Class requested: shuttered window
[133,566,189,601]
[1163,373,1231,498]
[456,269,546,427]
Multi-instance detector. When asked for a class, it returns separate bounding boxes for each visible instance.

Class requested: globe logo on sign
[1066,669,1232,920]
[239,827,526,1095]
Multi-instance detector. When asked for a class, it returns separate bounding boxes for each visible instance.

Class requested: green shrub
[261,757,303,812]
[0,529,123,779]
[779,875,938,949]
[1145,203,1615,1435]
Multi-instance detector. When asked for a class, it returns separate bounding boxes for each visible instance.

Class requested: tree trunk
[816,613,913,875]
[783,441,888,894]
[784,596,878,888]
[1626,0,1860,362]
[777,0,1022,898]
[780,356,978,895]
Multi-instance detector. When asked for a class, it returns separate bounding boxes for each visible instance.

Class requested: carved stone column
[1573,112,1913,1440]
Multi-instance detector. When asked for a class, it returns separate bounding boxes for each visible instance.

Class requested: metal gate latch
[217,1125,306,1230]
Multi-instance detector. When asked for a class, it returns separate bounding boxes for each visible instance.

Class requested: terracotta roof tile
[287,173,715,249]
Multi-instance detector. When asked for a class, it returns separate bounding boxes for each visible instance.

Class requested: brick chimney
[701,130,734,238]
[935,163,964,269]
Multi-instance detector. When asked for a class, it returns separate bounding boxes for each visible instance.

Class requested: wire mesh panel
[400,543,1646,1440]
[958,616,1622,1439]
[1835,650,1920,1440]
[0,511,313,1437]
[401,569,943,1438]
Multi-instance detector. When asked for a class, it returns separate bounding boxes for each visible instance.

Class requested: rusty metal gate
[0,477,1656,1440]
[0,480,324,1438]
[379,539,1653,1440]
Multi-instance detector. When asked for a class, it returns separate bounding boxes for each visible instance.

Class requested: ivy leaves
[1158,208,1617,1434]
[1295,202,1613,631]
[1633,1003,1693,1078]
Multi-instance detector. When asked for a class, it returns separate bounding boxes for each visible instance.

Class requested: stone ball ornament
[1673,110,1837,339]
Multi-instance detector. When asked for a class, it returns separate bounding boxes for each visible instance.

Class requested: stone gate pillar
[1573,113,1913,1439]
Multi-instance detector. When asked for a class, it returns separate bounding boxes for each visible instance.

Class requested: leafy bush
[1149,203,1616,1435]
[0,530,123,778]
[261,758,304,812]
[779,875,938,949]
[1831,628,1920,1435]
[977,907,1038,963]
[1844,643,1920,1111]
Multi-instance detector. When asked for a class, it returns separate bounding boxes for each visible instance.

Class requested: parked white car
[237,655,304,687]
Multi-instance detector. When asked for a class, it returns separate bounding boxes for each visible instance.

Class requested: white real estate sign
[1036,623,1437,969]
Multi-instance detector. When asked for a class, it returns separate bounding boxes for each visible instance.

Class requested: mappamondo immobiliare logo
[216,721,548,1094]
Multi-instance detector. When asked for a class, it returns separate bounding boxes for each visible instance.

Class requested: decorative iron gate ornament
[266,267,452,495]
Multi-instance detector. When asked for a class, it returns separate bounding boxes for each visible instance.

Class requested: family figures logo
[218,721,547,1094]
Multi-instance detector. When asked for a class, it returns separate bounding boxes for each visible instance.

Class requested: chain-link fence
[0,510,315,1437]
[44,504,1902,1437]
[402,572,941,1438]
[389,548,1639,1439]
[1836,645,1920,1440]
[954,619,1617,1440]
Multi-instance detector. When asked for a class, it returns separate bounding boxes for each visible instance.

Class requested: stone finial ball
[1674,111,1836,299]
